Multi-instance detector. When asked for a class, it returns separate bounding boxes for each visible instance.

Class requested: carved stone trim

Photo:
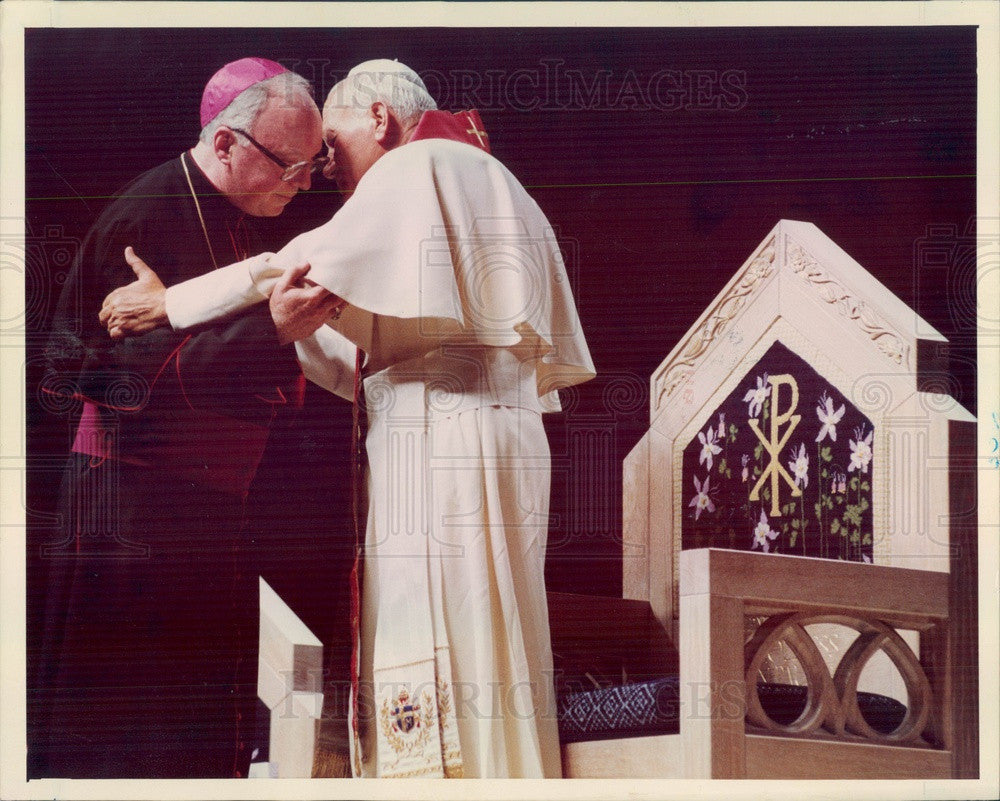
[653,237,777,411]
[784,239,910,367]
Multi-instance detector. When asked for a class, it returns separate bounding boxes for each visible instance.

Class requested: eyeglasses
[230,127,328,182]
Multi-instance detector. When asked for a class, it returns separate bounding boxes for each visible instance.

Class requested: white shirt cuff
[165,253,281,330]
[294,326,357,401]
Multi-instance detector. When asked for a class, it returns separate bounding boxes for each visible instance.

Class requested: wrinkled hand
[100,247,168,339]
[270,263,346,345]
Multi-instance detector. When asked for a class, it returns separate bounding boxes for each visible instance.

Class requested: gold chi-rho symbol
[748,374,801,516]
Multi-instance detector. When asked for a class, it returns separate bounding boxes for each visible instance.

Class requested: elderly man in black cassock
[32,58,336,779]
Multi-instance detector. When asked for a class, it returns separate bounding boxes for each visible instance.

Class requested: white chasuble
[272,139,593,777]
[357,346,563,778]
[161,136,594,777]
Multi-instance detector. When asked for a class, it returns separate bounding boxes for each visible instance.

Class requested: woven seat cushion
[557,677,680,743]
[557,677,908,743]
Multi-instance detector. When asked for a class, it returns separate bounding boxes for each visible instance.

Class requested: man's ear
[213,127,239,164]
[370,101,392,144]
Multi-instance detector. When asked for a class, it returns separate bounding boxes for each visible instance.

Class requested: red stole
[409,109,491,153]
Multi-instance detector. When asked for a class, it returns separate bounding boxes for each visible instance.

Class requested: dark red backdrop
[24,27,976,616]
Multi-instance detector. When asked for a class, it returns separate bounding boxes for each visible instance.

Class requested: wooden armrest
[679,548,948,625]
[678,548,951,779]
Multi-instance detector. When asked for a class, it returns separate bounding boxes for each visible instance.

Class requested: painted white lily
[698,426,723,472]
[848,427,873,473]
[689,474,716,520]
[788,442,809,489]
[751,508,779,553]
[815,392,845,443]
[743,373,769,419]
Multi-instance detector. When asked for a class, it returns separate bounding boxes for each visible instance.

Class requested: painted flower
[698,426,723,472]
[743,373,769,419]
[689,474,716,521]
[717,412,726,440]
[741,453,750,483]
[788,442,809,489]
[848,427,873,473]
[815,392,845,443]
[751,508,779,553]
[831,471,846,494]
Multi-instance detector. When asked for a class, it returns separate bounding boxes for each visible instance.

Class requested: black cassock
[31,153,303,778]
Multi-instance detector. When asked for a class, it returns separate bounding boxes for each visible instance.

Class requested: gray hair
[200,71,315,142]
[325,59,437,125]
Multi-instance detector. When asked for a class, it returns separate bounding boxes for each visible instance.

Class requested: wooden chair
[555,549,951,778]
[554,220,975,779]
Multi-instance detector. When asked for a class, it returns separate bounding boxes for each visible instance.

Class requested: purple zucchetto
[199,57,289,127]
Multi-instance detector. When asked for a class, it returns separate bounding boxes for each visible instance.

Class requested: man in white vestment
[100,59,595,778]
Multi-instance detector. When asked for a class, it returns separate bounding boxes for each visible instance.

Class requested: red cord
[41,335,193,413]
[349,347,364,769]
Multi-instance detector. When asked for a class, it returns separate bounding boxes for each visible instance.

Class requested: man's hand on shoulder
[269,263,346,346]
[100,247,168,338]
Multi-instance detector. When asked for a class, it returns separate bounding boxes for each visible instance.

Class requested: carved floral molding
[654,237,777,411]
[785,239,910,368]
[653,232,912,413]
